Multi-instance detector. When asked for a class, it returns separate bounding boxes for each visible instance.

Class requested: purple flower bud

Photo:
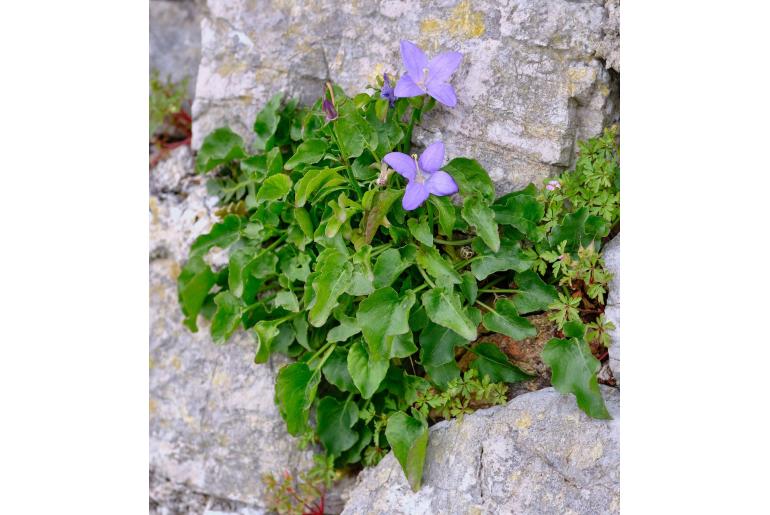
[381,73,396,107]
[546,180,561,191]
[322,98,337,121]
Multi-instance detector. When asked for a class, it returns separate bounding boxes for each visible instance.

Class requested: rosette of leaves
[178,89,620,491]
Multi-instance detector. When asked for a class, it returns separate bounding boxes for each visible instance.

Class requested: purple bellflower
[383,141,458,211]
[381,73,396,107]
[394,40,462,107]
[322,98,338,121]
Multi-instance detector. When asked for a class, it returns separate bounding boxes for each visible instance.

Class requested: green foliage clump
[178,82,620,491]
[149,69,189,139]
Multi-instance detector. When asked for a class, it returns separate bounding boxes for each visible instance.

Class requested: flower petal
[394,74,424,98]
[402,180,430,211]
[400,40,429,82]
[426,82,457,107]
[426,171,458,196]
[383,152,416,181]
[428,51,462,84]
[418,141,445,173]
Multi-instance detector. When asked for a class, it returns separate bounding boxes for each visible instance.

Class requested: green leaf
[284,139,328,169]
[469,343,532,383]
[374,97,389,121]
[253,93,282,151]
[419,322,467,389]
[346,245,375,296]
[361,190,402,244]
[190,215,242,258]
[195,127,246,173]
[254,319,283,363]
[390,332,418,359]
[266,146,283,176]
[307,248,352,327]
[416,246,461,285]
[460,272,478,304]
[356,287,415,359]
[274,290,300,312]
[347,340,389,399]
[481,299,537,340]
[373,245,416,288]
[385,412,429,491]
[294,167,346,208]
[442,158,495,204]
[334,117,365,158]
[421,287,477,340]
[210,292,242,343]
[284,252,311,283]
[548,207,608,252]
[493,191,544,240]
[255,174,292,202]
[341,425,372,465]
[407,218,433,247]
[275,362,321,435]
[429,196,456,237]
[542,333,611,419]
[322,347,356,392]
[462,196,500,252]
[512,270,558,314]
[316,397,359,457]
[177,255,216,332]
[471,238,534,281]
[228,248,276,298]
[327,314,361,342]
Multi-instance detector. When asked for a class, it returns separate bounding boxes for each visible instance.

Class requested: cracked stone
[192,0,619,195]
[341,386,619,515]
[602,235,620,384]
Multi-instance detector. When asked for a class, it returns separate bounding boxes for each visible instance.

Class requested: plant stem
[453,256,481,269]
[402,106,423,154]
[417,265,436,288]
[330,129,363,201]
[265,233,288,251]
[475,299,497,314]
[478,288,522,294]
[309,341,336,370]
[435,237,474,245]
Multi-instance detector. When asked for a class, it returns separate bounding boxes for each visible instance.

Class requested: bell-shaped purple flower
[381,73,396,107]
[322,98,338,121]
[383,141,458,210]
[394,40,462,107]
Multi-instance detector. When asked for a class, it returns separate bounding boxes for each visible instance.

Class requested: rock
[150,153,318,509]
[150,145,195,196]
[192,0,619,194]
[596,0,620,72]
[150,469,266,515]
[150,0,205,97]
[602,235,620,383]
[341,386,619,515]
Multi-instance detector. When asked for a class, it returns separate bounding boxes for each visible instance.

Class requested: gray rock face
[149,148,316,508]
[602,235,620,383]
[596,0,620,72]
[150,0,205,97]
[342,386,619,515]
[192,0,619,194]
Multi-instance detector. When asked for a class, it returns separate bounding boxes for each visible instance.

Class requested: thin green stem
[453,256,481,269]
[475,299,497,314]
[478,288,522,294]
[330,128,363,201]
[308,340,335,369]
[435,237,474,246]
[402,106,423,154]
[416,264,436,288]
[264,233,287,252]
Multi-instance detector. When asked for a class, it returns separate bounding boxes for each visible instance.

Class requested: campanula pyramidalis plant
[394,40,462,107]
[384,141,458,210]
[182,32,621,495]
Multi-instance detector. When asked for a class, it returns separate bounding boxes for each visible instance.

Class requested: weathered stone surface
[149,148,317,508]
[192,0,619,194]
[596,0,620,72]
[342,386,619,515]
[150,0,205,97]
[602,235,620,383]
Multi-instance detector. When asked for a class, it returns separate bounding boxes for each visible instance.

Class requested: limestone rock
[149,150,317,508]
[596,0,620,72]
[150,0,205,97]
[342,386,620,515]
[602,235,620,383]
[192,0,619,194]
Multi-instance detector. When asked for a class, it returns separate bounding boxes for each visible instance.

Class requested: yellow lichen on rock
[420,0,485,49]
